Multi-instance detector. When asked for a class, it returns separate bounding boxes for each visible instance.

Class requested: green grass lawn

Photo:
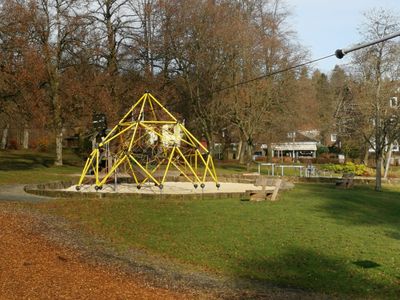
[31,184,400,298]
[1,150,399,297]
[0,149,82,184]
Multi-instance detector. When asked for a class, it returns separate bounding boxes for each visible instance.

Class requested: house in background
[271,131,318,159]
[367,95,400,165]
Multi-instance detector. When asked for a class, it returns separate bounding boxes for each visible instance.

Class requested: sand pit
[68,182,274,195]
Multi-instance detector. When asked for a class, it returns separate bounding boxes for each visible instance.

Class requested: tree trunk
[55,129,63,166]
[245,142,254,171]
[267,141,273,162]
[23,126,29,149]
[375,153,382,191]
[239,140,246,164]
[236,140,242,161]
[1,124,9,149]
[383,143,393,179]
[205,131,213,156]
[92,135,97,151]
[52,80,63,166]
[363,146,369,166]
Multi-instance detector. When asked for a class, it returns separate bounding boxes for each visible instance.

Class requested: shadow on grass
[215,163,247,173]
[305,184,400,233]
[232,246,397,298]
[385,230,400,240]
[0,152,53,171]
[0,150,82,171]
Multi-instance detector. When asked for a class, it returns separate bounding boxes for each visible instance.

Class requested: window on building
[330,134,337,142]
[287,132,296,139]
[393,141,399,152]
[390,97,398,108]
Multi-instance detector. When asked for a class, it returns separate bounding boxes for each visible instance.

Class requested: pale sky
[287,0,400,73]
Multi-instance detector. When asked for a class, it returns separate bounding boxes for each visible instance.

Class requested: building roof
[271,142,317,151]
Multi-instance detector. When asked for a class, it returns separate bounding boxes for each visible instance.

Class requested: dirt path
[0,208,198,299]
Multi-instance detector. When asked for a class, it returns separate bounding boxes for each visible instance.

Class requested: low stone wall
[24,180,249,200]
[25,174,385,200]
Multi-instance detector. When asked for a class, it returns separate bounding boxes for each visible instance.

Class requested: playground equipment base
[68,182,273,195]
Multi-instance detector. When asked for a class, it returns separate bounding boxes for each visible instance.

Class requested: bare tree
[162,0,242,149]
[89,1,131,91]
[352,8,400,191]
[225,0,304,164]
[0,0,48,149]
[31,0,88,165]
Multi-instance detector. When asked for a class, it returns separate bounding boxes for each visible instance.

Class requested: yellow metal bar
[161,147,175,185]
[140,123,164,139]
[101,123,135,146]
[175,147,201,183]
[127,96,147,151]
[130,131,147,147]
[100,93,146,143]
[147,96,158,121]
[99,155,127,186]
[179,124,208,153]
[196,150,217,182]
[140,94,148,120]
[178,124,197,146]
[95,149,100,185]
[140,121,177,124]
[140,158,165,185]
[128,121,140,151]
[101,123,120,144]
[195,151,198,172]
[209,154,218,182]
[129,154,160,185]
[78,149,97,185]
[119,93,146,123]
[179,137,197,148]
[148,93,177,121]
[171,161,193,183]
[118,122,136,126]
[126,158,139,184]
[203,155,217,182]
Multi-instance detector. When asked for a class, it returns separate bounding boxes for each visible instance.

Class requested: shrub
[317,145,329,155]
[320,162,367,176]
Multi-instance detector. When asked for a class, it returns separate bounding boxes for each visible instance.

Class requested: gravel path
[0,184,50,202]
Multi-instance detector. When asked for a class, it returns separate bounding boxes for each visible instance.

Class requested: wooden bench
[336,173,355,189]
[246,177,282,202]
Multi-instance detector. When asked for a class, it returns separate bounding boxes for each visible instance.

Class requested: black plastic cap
[335,49,345,59]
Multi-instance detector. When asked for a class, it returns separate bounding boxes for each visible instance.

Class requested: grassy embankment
[0,149,82,184]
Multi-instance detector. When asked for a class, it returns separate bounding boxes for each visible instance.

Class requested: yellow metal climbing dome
[76,92,219,191]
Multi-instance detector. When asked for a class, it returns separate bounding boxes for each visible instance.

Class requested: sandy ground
[69,182,272,194]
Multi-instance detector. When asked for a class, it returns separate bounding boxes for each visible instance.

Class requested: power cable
[211,53,335,95]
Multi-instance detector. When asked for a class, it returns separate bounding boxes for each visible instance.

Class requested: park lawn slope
[0,150,82,184]
[30,184,400,298]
